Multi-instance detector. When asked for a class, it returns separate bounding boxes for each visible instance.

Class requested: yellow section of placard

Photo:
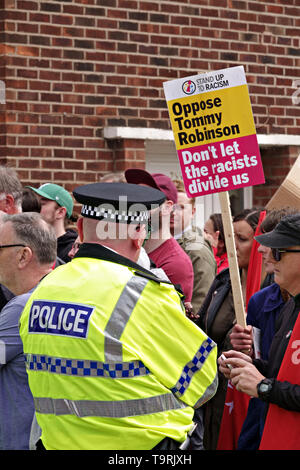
[167,84,256,150]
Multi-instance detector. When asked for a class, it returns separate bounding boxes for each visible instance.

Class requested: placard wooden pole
[218,191,246,328]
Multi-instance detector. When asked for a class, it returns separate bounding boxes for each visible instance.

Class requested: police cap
[73,182,166,224]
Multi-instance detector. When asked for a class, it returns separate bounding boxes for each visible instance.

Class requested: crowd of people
[0,164,299,450]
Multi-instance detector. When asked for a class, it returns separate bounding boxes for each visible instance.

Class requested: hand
[184,302,199,322]
[230,324,253,354]
[218,350,252,379]
[219,351,263,397]
[230,358,265,397]
[218,355,232,379]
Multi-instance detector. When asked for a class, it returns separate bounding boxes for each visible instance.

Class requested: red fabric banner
[259,313,300,450]
[246,210,266,306]
[216,382,251,450]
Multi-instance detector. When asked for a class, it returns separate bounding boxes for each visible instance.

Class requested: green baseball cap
[27,183,74,218]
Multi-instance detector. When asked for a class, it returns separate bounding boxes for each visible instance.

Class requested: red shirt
[148,237,194,302]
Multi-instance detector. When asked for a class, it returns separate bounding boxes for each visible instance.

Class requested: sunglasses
[271,247,300,262]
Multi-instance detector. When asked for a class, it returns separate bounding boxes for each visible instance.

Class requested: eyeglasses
[271,247,300,262]
[0,244,26,250]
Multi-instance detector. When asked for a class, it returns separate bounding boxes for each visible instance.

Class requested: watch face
[260,383,269,393]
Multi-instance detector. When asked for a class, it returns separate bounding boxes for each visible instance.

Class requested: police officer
[20,182,218,450]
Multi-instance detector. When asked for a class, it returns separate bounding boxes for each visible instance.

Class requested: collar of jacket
[180,226,201,242]
[74,242,171,285]
[262,283,285,313]
[215,266,231,281]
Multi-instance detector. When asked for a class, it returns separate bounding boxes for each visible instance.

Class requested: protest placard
[266,153,300,210]
[164,66,265,326]
[163,65,265,197]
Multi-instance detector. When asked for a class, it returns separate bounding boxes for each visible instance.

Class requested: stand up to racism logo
[182,80,196,95]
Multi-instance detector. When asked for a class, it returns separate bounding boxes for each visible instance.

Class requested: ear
[16,246,33,269]
[130,224,146,251]
[3,194,16,214]
[131,237,140,251]
[55,206,67,220]
[77,217,84,242]
[161,200,173,215]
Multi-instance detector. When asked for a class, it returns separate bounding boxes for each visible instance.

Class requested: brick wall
[0,0,299,208]
[253,144,300,207]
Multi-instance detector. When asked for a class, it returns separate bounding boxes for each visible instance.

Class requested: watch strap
[257,378,274,401]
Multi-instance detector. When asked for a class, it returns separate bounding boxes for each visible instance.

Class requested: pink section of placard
[178,134,265,198]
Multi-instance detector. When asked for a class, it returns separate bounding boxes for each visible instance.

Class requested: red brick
[52,15,73,26]
[41,159,63,169]
[52,126,72,136]
[30,148,52,158]
[17,23,39,34]
[29,13,50,22]
[64,161,84,170]
[31,170,52,180]
[17,1,38,10]
[54,149,74,159]
[20,158,41,168]
[17,46,39,57]
[41,137,62,146]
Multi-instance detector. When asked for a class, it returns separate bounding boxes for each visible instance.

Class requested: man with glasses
[0,166,23,309]
[0,212,57,449]
[0,166,23,215]
[219,213,300,450]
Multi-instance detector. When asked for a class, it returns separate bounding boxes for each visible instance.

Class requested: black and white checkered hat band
[81,204,149,224]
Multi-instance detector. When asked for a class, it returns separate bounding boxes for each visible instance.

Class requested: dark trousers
[152,436,181,450]
[36,439,46,451]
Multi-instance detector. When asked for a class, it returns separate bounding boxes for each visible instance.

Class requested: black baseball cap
[255,213,300,248]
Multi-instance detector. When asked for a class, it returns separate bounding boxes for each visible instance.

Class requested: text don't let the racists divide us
[163,65,265,198]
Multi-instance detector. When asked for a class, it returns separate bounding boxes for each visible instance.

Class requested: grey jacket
[177,227,217,313]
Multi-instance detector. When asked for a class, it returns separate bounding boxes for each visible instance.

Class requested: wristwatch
[257,378,274,401]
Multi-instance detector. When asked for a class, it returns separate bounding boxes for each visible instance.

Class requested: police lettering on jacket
[28,300,94,338]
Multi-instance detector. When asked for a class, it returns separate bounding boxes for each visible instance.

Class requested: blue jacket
[238,283,285,450]
[247,283,285,361]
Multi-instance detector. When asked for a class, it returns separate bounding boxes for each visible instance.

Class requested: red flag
[246,210,266,306]
[216,382,251,450]
[217,211,266,450]
[259,313,300,450]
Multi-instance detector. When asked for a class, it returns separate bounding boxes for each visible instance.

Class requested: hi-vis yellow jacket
[19,243,218,450]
